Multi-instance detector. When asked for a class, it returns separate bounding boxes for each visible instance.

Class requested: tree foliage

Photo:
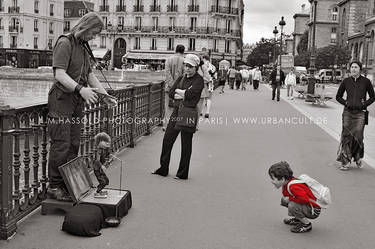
[315,45,351,69]
[247,38,280,67]
[297,30,309,54]
[294,51,310,68]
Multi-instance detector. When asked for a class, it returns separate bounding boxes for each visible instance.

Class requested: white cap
[184,54,200,67]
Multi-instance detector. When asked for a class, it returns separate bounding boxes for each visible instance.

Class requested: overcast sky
[243,0,309,45]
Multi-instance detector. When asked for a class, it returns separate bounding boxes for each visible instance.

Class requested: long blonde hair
[70,12,104,39]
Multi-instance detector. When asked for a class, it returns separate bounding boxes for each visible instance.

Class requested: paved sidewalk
[267,84,375,169]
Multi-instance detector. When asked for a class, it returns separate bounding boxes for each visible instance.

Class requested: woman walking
[336,61,375,170]
[152,54,204,180]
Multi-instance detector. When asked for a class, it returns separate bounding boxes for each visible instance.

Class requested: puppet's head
[94,132,111,164]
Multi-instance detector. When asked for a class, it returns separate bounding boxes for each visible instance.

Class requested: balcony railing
[188,5,199,12]
[150,5,160,12]
[116,5,126,12]
[8,26,19,32]
[0,82,165,240]
[210,5,238,15]
[133,5,144,12]
[167,5,178,12]
[8,6,20,13]
[99,5,109,12]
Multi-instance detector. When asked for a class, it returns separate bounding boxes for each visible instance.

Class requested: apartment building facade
[292,4,309,56]
[0,0,64,67]
[84,0,244,69]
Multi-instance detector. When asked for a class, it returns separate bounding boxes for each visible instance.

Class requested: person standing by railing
[163,45,185,131]
[47,12,117,201]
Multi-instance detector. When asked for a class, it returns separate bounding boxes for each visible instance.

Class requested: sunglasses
[184,63,194,68]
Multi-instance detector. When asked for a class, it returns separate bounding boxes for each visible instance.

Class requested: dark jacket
[169,73,204,108]
[336,75,375,112]
[270,69,285,85]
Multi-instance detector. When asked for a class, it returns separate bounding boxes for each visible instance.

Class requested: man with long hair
[47,12,117,201]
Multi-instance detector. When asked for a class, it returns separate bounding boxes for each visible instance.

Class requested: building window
[215,19,219,32]
[118,16,124,26]
[49,22,54,34]
[34,37,38,49]
[64,9,71,17]
[0,36,3,48]
[331,27,337,43]
[34,19,38,32]
[190,17,197,32]
[151,38,157,50]
[169,17,175,31]
[102,16,108,28]
[168,38,174,51]
[213,39,218,52]
[226,20,231,33]
[0,0,3,12]
[332,7,338,21]
[189,38,195,51]
[79,9,86,17]
[135,37,140,49]
[136,17,142,30]
[64,21,70,32]
[10,36,17,48]
[34,0,39,13]
[0,18,3,30]
[48,39,53,50]
[100,36,106,48]
[152,17,158,31]
[50,4,54,16]
[225,40,230,53]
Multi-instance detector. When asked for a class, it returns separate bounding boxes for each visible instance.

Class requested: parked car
[315,69,343,83]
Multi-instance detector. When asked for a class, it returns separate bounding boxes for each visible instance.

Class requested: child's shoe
[283,217,301,226]
[290,222,312,233]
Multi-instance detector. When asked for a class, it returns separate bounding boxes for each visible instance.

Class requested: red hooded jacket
[282,178,321,209]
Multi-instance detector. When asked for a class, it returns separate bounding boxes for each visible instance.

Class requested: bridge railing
[0,81,165,240]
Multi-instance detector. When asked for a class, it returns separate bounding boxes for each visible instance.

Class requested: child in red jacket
[268,161,321,233]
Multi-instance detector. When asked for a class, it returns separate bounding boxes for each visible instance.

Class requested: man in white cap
[152,54,204,180]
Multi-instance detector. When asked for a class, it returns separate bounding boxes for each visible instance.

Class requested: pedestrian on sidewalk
[285,68,296,100]
[198,54,215,118]
[163,45,185,131]
[268,161,321,233]
[217,65,228,94]
[227,66,236,89]
[270,65,285,101]
[252,67,262,90]
[336,61,375,171]
[47,12,117,201]
[240,67,249,90]
[235,68,242,90]
[152,54,204,180]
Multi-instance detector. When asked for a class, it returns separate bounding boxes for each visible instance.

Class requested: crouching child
[268,161,322,233]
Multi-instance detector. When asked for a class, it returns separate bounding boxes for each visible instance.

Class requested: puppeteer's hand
[103,96,118,107]
[79,87,99,105]
[174,93,183,100]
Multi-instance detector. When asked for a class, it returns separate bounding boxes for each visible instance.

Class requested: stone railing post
[129,86,136,148]
[0,108,17,240]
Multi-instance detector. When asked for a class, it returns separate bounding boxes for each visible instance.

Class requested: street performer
[47,12,117,201]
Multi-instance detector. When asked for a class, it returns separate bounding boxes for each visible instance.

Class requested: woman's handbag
[175,104,198,130]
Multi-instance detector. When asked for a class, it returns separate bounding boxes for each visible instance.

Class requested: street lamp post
[273,26,278,65]
[308,0,318,76]
[365,30,372,77]
[278,16,286,71]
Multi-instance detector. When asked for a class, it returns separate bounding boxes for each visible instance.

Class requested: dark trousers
[47,86,84,188]
[235,80,241,90]
[272,84,281,101]
[158,109,194,179]
[253,80,259,90]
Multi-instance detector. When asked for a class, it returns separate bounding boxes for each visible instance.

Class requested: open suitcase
[58,156,132,219]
